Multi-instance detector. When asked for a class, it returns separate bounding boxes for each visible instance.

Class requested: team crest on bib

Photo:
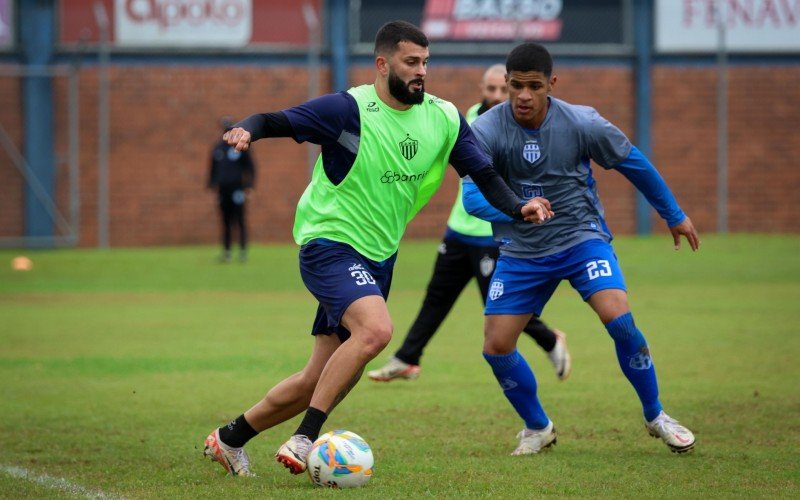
[522,141,540,164]
[399,134,418,160]
[489,279,504,300]
[479,255,495,277]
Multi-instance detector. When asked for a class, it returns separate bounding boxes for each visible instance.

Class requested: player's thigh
[565,240,629,322]
[484,255,561,317]
[300,241,394,342]
[469,245,500,302]
[341,295,393,349]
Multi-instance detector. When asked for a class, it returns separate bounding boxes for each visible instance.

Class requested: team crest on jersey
[522,141,541,164]
[488,279,504,300]
[399,134,418,160]
[479,255,495,277]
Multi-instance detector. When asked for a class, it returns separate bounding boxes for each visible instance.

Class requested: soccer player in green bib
[203,21,553,478]
[368,64,572,384]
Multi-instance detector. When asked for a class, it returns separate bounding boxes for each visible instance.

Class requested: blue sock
[605,312,663,422]
[483,350,549,430]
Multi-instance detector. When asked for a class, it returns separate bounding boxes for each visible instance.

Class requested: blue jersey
[463,97,686,258]
[282,92,491,185]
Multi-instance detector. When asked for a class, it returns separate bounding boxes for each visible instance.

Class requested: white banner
[115,0,252,48]
[656,0,800,53]
[0,0,13,48]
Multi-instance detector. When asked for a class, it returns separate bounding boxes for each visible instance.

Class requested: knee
[483,328,514,356]
[357,322,393,359]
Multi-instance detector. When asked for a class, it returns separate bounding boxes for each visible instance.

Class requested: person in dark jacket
[208,117,255,262]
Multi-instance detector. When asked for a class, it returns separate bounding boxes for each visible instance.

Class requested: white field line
[0,464,117,499]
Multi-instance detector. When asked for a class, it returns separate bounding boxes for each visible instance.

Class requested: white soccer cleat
[275,434,313,474]
[646,411,696,453]
[367,357,421,382]
[547,329,572,381]
[203,429,255,476]
[512,421,557,456]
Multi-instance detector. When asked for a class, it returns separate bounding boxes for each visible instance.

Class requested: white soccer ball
[307,430,374,488]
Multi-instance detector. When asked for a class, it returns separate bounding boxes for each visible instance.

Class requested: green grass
[1,235,798,498]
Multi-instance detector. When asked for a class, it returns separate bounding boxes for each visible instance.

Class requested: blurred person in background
[208,117,255,263]
[368,63,571,383]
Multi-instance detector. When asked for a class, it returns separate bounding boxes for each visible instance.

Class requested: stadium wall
[2,62,799,247]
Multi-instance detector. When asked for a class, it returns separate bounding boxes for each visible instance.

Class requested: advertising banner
[114,0,251,47]
[59,0,320,48]
[656,0,800,53]
[0,0,13,49]
[422,0,563,41]
[357,0,627,49]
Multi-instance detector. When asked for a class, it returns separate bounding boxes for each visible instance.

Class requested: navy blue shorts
[299,239,396,342]
[484,239,627,317]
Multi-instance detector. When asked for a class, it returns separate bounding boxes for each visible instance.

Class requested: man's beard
[388,69,425,105]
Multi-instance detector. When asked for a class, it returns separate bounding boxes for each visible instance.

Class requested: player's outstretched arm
[223,111,298,152]
[669,216,700,251]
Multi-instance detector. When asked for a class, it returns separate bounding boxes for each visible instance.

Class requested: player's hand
[223,127,252,152]
[521,197,554,224]
[669,216,700,251]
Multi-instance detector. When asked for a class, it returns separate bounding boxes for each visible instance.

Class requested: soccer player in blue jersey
[463,42,700,455]
[368,64,571,384]
[202,22,552,478]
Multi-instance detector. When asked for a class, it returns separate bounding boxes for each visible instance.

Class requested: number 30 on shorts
[351,270,376,286]
[586,260,612,280]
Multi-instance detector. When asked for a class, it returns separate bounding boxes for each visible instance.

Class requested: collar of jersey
[370,85,421,116]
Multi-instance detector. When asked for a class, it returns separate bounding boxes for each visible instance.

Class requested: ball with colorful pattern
[307,430,374,488]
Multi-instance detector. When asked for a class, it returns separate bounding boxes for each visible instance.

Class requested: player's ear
[549,75,557,92]
[375,55,389,76]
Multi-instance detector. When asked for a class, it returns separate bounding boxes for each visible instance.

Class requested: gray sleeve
[470,113,498,164]
[585,109,633,169]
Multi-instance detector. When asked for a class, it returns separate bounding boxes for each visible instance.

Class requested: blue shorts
[299,239,396,342]
[484,239,627,316]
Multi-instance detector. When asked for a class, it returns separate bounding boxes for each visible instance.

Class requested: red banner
[421,0,564,41]
[59,0,321,47]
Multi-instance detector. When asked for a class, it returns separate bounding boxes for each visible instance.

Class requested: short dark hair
[506,42,553,77]
[374,21,429,56]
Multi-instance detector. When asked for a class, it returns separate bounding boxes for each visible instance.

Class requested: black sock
[218,414,258,448]
[294,407,327,442]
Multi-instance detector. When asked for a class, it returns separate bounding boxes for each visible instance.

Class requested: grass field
[1,234,798,498]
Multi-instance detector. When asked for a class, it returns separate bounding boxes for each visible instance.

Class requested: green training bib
[445,102,494,238]
[293,85,461,261]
